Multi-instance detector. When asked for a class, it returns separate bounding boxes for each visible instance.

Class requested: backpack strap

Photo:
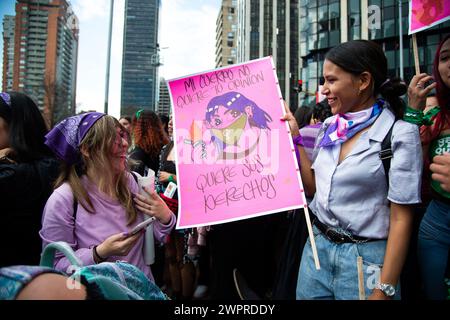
[379,121,396,186]
[73,196,78,220]
[130,171,139,183]
[40,241,83,268]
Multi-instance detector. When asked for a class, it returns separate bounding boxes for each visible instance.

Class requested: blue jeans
[296,226,400,300]
[418,199,450,300]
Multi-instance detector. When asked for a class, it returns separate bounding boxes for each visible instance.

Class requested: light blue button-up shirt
[309,107,422,239]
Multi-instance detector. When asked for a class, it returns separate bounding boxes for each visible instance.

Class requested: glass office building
[299,0,450,107]
[121,0,160,116]
[237,0,299,111]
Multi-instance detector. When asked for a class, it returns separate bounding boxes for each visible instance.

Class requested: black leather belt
[312,215,374,244]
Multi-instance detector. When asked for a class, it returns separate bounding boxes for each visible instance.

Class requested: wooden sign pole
[303,206,321,270]
[412,34,420,75]
[357,256,366,300]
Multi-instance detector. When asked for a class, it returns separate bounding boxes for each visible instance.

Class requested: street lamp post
[104,0,114,115]
[151,45,168,114]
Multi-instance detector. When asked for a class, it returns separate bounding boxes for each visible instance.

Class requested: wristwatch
[376,283,395,297]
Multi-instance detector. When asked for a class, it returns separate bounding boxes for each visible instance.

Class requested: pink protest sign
[168,57,305,229]
[409,0,450,34]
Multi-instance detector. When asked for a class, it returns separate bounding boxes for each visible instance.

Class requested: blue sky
[0,0,221,118]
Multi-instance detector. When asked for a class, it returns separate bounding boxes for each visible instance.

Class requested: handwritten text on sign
[176,65,265,109]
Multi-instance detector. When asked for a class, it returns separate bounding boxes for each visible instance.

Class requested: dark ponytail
[377,77,407,119]
[325,40,407,118]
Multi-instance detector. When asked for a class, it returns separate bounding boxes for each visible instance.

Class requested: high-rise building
[10,0,79,126]
[298,0,450,106]
[2,15,15,92]
[236,0,299,111]
[157,77,171,116]
[121,0,160,116]
[215,0,238,68]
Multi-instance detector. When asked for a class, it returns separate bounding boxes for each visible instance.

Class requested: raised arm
[281,102,316,196]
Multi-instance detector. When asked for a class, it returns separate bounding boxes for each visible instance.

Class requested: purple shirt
[39,172,176,281]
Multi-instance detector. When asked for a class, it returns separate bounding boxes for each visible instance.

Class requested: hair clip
[135,109,144,119]
[379,79,390,90]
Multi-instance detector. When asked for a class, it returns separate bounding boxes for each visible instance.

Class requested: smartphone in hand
[128,217,156,236]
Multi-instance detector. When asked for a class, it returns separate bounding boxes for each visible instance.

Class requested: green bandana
[211,114,247,146]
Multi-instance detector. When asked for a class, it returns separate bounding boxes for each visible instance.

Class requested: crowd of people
[1,36,450,300]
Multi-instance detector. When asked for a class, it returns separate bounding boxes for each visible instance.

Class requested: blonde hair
[55,115,137,225]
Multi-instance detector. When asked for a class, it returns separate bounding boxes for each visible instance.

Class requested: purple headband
[45,112,106,165]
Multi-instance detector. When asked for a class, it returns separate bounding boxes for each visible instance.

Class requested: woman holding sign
[40,113,175,282]
[284,40,422,300]
[406,34,450,300]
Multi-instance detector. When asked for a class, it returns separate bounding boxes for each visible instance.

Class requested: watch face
[383,284,395,297]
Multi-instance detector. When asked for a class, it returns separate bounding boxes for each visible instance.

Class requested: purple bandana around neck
[318,100,384,148]
[44,112,106,165]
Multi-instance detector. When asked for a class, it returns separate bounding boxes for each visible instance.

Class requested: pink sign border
[409,0,450,34]
[167,56,306,229]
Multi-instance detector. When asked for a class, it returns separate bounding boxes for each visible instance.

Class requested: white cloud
[71,0,108,22]
[108,0,125,118]
[72,0,124,118]
[111,0,125,62]
[159,0,220,80]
